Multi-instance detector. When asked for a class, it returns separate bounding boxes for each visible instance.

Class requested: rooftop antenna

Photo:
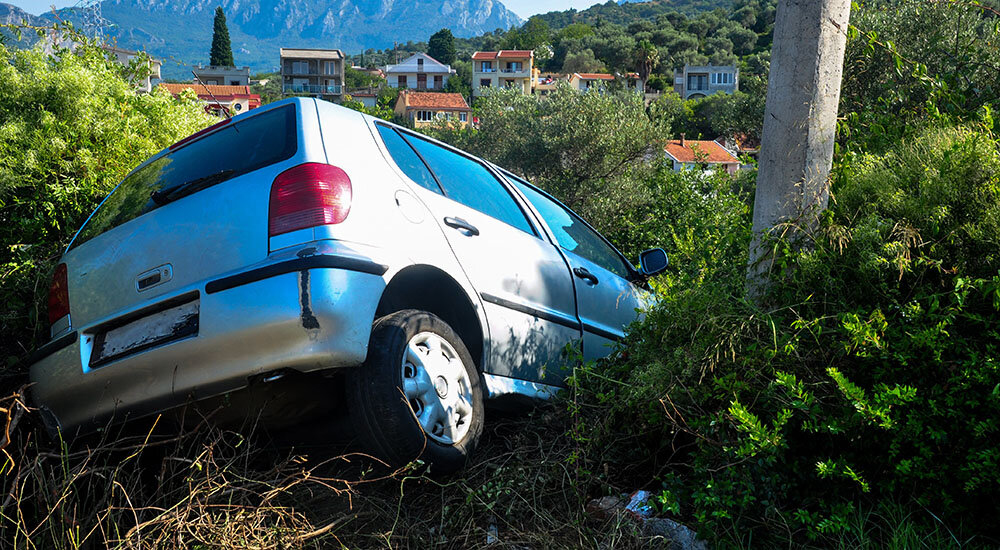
[191,70,236,123]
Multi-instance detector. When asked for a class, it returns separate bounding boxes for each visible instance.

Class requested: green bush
[0,37,213,369]
[573,124,1000,546]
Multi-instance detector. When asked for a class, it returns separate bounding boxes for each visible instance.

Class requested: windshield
[70,104,297,249]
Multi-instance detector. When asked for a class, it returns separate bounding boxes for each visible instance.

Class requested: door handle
[573,267,599,285]
[443,216,480,236]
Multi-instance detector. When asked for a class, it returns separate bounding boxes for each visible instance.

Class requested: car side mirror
[639,248,669,277]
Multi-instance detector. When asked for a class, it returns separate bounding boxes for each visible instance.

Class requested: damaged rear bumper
[29,249,387,436]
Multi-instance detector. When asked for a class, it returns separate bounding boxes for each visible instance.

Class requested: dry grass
[0,386,667,550]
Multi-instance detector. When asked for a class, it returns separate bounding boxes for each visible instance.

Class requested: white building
[192,65,251,86]
[100,45,162,93]
[384,53,455,90]
[673,65,739,99]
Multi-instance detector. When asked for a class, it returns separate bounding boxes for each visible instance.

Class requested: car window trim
[385,123,540,238]
[496,167,640,280]
[374,122,447,196]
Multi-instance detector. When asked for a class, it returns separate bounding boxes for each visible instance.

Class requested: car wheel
[346,309,484,473]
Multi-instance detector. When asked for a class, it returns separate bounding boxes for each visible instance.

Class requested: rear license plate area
[89,293,199,368]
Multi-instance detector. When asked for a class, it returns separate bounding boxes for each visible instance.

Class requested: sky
[7,0,606,17]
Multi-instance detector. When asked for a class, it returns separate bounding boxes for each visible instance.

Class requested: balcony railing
[284,84,342,95]
[478,68,496,73]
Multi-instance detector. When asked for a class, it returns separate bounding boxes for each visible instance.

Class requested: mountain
[0,2,47,45]
[31,0,521,78]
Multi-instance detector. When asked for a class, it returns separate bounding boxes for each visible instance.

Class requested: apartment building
[384,52,456,90]
[192,65,251,86]
[280,48,345,100]
[673,65,739,99]
[472,50,533,97]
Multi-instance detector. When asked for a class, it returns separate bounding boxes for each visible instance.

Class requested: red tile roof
[664,140,739,164]
[575,73,615,80]
[471,50,533,60]
[159,83,253,98]
[401,91,470,111]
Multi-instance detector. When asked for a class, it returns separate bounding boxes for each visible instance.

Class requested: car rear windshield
[70,104,297,249]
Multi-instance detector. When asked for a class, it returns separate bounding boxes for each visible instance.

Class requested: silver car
[29,98,667,471]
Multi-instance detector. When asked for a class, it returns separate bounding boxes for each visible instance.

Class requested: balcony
[284,84,343,95]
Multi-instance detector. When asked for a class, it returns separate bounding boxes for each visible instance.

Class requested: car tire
[346,309,484,473]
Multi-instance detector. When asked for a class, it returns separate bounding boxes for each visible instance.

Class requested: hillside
[0,2,45,46]
[33,0,522,78]
[536,0,731,28]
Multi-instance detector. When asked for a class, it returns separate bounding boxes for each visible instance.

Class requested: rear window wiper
[151,169,236,206]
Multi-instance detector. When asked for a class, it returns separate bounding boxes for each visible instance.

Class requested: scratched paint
[298,270,321,331]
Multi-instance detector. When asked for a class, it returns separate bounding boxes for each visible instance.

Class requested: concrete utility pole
[748,0,852,289]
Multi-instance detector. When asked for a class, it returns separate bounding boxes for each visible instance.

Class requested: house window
[416,110,433,122]
[480,79,491,88]
[325,61,338,74]
[417,58,424,69]
[480,61,493,72]
[711,72,734,85]
[506,61,522,72]
[688,74,708,90]
[398,75,407,87]
[459,112,468,122]
[434,75,443,88]
[291,61,309,74]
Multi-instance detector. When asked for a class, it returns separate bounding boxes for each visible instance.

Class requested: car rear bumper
[29,259,386,436]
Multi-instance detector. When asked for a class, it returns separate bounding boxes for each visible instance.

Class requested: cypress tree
[209,6,235,67]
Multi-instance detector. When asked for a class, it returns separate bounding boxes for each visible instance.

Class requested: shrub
[573,124,1000,546]
[0,37,214,369]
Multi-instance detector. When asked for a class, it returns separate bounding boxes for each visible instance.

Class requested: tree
[444,60,472,97]
[209,6,234,67]
[562,49,604,74]
[633,39,659,83]
[427,28,456,65]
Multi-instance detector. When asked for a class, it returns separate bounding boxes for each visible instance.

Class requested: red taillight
[168,118,231,151]
[268,163,352,237]
[47,263,70,325]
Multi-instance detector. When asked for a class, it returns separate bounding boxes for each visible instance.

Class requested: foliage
[250,72,282,104]
[428,86,670,220]
[0,35,214,368]
[427,28,456,65]
[341,87,399,122]
[208,6,235,67]
[561,48,604,74]
[571,123,1000,547]
[344,66,384,90]
[443,59,472,98]
[841,0,1000,152]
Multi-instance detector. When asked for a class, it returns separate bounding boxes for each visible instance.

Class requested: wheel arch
[374,265,485,372]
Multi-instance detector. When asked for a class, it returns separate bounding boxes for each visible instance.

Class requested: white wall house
[673,65,739,99]
[384,53,455,90]
[192,65,251,86]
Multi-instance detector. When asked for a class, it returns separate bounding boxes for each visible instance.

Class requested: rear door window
[400,133,535,236]
[71,104,297,249]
